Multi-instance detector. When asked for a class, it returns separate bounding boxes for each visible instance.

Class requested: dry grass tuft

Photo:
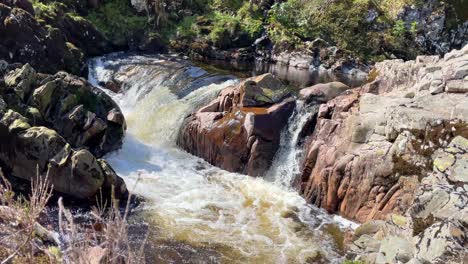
[0,169,145,264]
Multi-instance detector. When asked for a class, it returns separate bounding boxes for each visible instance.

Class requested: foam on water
[266,101,319,188]
[89,54,351,263]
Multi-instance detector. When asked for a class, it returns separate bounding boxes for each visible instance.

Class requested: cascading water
[88,53,355,263]
[266,101,319,188]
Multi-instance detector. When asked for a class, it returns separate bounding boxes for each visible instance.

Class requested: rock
[0,65,128,201]
[4,63,36,100]
[103,80,122,93]
[0,60,8,74]
[178,74,296,176]
[107,108,126,127]
[376,236,415,264]
[446,80,468,93]
[415,220,467,263]
[138,34,166,53]
[0,4,84,75]
[433,151,456,172]
[130,0,147,13]
[0,125,127,199]
[299,82,350,103]
[349,135,467,263]
[240,73,290,107]
[0,0,34,14]
[33,2,112,57]
[298,45,468,223]
[30,71,126,157]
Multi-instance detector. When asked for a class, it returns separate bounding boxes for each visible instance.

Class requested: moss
[391,214,407,227]
[323,224,345,252]
[433,153,456,172]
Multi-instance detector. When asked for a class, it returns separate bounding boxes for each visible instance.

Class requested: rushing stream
[88,53,357,264]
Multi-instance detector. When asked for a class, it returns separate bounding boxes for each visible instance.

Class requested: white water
[266,101,318,188]
[89,54,354,263]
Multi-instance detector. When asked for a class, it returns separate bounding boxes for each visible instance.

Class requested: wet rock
[178,74,295,176]
[103,79,122,93]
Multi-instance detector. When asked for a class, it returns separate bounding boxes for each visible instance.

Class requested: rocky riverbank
[178,44,468,263]
[0,62,127,200]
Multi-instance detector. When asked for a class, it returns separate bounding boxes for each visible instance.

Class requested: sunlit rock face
[298,44,468,223]
[0,63,127,200]
[349,136,468,264]
[178,73,296,176]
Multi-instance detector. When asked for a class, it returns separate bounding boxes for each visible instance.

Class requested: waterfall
[88,53,354,264]
[266,101,319,188]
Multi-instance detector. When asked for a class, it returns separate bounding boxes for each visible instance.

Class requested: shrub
[86,0,148,46]
[392,20,407,37]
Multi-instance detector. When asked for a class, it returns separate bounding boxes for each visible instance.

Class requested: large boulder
[0,64,127,200]
[298,45,468,223]
[178,74,295,176]
[32,1,112,57]
[299,81,351,103]
[31,71,126,157]
[0,118,127,199]
[0,3,84,75]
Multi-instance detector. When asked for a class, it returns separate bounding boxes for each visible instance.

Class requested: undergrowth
[0,169,144,263]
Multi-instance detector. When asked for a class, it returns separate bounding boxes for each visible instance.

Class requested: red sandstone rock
[178,74,295,176]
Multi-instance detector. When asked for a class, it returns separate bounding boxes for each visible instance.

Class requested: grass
[0,168,145,263]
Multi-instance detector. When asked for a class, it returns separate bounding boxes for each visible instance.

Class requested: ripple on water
[90,54,352,264]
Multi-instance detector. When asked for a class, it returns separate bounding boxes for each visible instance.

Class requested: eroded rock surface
[177,73,295,176]
[349,136,468,264]
[298,45,468,223]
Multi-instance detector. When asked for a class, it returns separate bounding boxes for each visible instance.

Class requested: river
[88,53,359,264]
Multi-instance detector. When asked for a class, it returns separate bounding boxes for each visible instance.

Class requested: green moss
[32,1,67,21]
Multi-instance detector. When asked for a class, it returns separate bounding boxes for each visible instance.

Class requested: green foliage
[176,16,200,38]
[86,0,147,46]
[393,20,407,37]
[267,1,305,45]
[410,21,418,34]
[212,0,244,13]
[32,1,67,21]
